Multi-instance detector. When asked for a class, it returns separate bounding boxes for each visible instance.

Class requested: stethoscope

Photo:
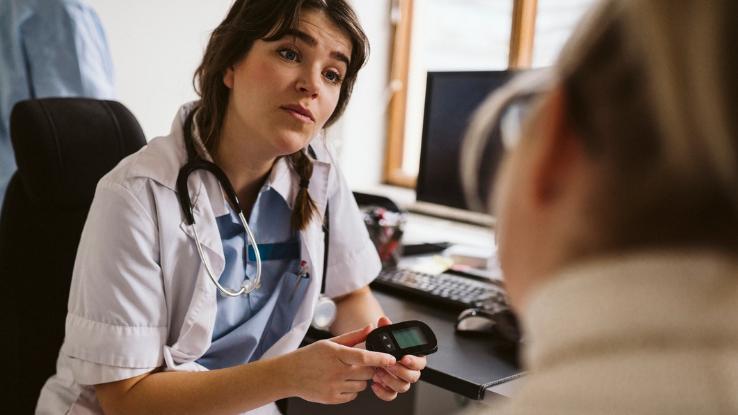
[176,111,336,329]
[176,112,263,297]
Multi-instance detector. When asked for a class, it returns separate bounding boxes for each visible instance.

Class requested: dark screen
[416,71,514,212]
[393,326,427,348]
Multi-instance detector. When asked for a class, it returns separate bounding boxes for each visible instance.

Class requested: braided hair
[288,149,319,230]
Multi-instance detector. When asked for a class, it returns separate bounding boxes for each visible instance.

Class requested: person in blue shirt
[0,0,114,207]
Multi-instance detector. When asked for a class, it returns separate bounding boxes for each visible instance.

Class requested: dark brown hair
[193,0,369,230]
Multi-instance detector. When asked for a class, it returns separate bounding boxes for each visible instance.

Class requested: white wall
[88,0,390,188]
[328,0,391,188]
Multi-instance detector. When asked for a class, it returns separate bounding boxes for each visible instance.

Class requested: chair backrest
[0,98,146,413]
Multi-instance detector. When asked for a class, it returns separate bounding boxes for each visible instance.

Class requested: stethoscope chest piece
[311,295,337,331]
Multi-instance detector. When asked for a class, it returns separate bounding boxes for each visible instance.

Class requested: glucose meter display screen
[392,327,427,348]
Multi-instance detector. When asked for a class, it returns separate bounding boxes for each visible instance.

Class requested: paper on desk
[449,244,504,282]
[406,255,454,275]
[445,245,492,266]
[404,249,504,283]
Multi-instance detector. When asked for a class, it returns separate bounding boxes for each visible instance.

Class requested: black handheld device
[366,320,438,359]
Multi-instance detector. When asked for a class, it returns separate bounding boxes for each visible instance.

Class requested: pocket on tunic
[280,271,311,305]
[252,272,311,360]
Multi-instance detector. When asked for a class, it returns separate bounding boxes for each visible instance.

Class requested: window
[401,0,513,181]
[533,0,597,67]
[384,0,597,187]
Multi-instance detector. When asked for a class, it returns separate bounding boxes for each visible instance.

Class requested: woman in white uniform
[37,0,425,413]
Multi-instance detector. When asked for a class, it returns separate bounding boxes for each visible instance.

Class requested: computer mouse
[456,307,521,343]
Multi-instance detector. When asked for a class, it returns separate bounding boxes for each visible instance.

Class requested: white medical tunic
[35,104,381,414]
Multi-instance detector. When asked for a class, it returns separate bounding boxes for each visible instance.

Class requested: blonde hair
[465,0,738,251]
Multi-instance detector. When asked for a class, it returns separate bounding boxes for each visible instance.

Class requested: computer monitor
[414,70,515,224]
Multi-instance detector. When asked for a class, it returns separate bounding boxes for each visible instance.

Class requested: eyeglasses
[461,69,553,213]
[499,93,541,151]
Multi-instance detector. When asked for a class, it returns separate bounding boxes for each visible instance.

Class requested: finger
[342,380,369,393]
[347,366,376,381]
[331,325,373,347]
[339,346,395,367]
[374,370,411,394]
[371,381,398,401]
[377,316,392,327]
[398,355,427,371]
[383,365,420,384]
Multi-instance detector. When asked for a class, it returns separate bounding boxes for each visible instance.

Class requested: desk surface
[373,289,522,400]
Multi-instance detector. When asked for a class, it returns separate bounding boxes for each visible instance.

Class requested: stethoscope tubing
[178,111,263,297]
[190,210,263,297]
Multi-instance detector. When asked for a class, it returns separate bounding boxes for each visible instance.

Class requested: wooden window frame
[383,0,538,188]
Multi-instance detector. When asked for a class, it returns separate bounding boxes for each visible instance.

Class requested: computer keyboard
[372,268,510,312]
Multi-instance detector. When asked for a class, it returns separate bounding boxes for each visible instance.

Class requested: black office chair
[0,98,146,413]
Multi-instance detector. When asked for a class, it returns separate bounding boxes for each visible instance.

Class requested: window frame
[383,0,538,188]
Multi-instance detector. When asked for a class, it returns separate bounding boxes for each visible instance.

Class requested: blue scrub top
[197,184,310,370]
[0,0,114,206]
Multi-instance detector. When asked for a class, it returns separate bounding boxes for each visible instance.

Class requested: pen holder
[361,205,405,268]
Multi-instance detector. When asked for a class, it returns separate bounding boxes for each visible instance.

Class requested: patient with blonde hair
[462,0,738,413]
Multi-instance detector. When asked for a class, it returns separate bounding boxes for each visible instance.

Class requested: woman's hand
[283,325,396,405]
[370,317,428,401]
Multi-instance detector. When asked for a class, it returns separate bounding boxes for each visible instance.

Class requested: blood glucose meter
[366,320,438,359]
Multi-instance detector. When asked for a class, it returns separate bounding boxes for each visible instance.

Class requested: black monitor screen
[416,71,514,212]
